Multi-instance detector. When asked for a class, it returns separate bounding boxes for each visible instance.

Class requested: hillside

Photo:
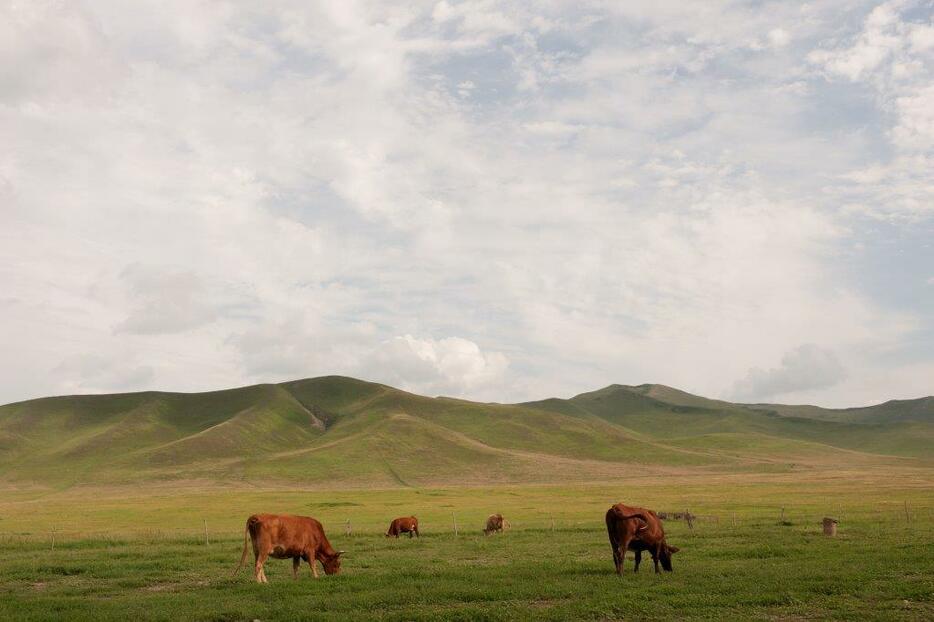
[0,377,931,488]
[526,384,934,458]
[744,396,934,424]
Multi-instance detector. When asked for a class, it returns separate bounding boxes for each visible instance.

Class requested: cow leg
[292,557,300,579]
[634,550,642,573]
[408,529,414,539]
[618,537,632,574]
[610,541,622,574]
[415,527,419,537]
[250,540,261,583]
[308,556,319,579]
[254,550,269,584]
[653,544,661,574]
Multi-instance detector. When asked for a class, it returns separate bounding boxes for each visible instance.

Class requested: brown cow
[386,516,419,538]
[234,513,344,583]
[605,503,680,574]
[483,513,509,535]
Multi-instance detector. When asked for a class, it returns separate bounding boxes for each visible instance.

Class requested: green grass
[747,396,934,424]
[2,377,932,618]
[0,377,934,620]
[0,478,931,621]
[533,384,934,458]
[2,376,931,489]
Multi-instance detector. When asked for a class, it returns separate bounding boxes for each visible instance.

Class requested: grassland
[0,473,932,621]
[1,376,931,490]
[1,377,932,619]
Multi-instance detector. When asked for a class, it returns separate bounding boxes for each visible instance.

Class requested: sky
[1,0,932,408]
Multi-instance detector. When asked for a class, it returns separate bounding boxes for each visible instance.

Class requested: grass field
[1,377,932,619]
[1,471,932,621]
[2,377,931,490]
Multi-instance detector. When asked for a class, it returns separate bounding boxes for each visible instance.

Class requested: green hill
[525,384,934,457]
[0,377,930,488]
[744,396,934,424]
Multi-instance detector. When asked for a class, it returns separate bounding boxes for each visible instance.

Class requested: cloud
[0,1,930,408]
[431,0,519,41]
[808,3,901,81]
[115,265,219,335]
[893,84,934,150]
[360,335,508,397]
[732,345,848,401]
[809,0,934,220]
[226,308,377,380]
[54,353,154,395]
[228,323,508,400]
[768,28,791,49]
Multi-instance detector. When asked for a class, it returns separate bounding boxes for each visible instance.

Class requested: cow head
[659,544,679,571]
[321,550,344,575]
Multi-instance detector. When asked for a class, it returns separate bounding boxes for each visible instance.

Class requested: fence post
[780,507,784,523]
[203,519,209,546]
[50,529,55,551]
[452,512,458,536]
[551,517,555,532]
[346,519,352,536]
[904,501,910,523]
[685,509,694,531]
[731,513,736,528]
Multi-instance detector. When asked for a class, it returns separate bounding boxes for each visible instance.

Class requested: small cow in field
[483,513,509,535]
[605,503,679,574]
[386,516,419,538]
[234,513,343,583]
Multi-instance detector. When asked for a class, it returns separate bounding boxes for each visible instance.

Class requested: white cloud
[768,28,791,49]
[54,353,154,396]
[0,1,930,408]
[115,265,220,335]
[809,1,933,219]
[431,0,518,41]
[732,345,848,401]
[360,335,508,398]
[893,84,934,150]
[807,1,934,83]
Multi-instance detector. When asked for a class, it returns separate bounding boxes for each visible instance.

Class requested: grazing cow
[234,514,343,583]
[483,513,509,535]
[386,516,419,538]
[605,503,680,574]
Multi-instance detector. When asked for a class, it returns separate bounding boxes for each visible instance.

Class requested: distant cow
[234,514,343,583]
[386,516,419,538]
[483,513,509,535]
[605,503,680,574]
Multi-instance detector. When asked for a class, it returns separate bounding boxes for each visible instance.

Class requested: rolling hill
[0,376,931,488]
[744,396,934,424]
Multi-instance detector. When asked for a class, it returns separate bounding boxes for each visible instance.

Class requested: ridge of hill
[743,395,934,424]
[0,377,930,488]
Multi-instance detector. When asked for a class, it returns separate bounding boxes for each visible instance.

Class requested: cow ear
[668,546,680,554]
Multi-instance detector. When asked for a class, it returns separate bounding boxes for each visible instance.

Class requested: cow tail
[613,509,650,531]
[606,511,618,547]
[233,518,252,576]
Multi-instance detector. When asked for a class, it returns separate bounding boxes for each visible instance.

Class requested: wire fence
[1,502,930,549]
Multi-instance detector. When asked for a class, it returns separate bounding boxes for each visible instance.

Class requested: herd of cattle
[234,502,678,583]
